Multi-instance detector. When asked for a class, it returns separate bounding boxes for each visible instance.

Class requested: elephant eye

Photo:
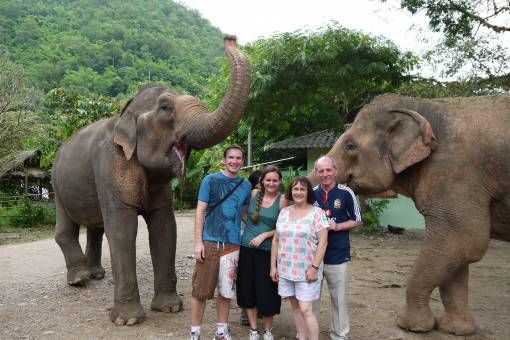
[344,141,357,152]
[160,103,174,112]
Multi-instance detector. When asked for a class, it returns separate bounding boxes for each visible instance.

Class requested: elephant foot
[67,266,91,286]
[436,312,476,335]
[88,265,105,280]
[396,305,435,333]
[151,291,183,313]
[109,302,145,326]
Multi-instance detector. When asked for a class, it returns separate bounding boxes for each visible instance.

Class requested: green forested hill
[0,0,225,97]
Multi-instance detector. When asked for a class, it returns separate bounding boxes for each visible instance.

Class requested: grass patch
[0,224,54,245]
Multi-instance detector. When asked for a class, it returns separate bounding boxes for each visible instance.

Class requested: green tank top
[241,193,282,251]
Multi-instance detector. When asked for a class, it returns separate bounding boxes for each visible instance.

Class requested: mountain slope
[0,0,225,97]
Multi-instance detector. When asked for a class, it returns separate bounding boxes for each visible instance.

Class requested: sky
[177,0,439,55]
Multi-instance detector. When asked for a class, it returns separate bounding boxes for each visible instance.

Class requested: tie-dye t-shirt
[275,205,328,281]
[198,172,251,245]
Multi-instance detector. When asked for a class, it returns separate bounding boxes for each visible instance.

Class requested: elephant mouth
[171,142,189,176]
[346,175,389,195]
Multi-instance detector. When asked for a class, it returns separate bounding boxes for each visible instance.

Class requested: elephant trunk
[185,35,250,149]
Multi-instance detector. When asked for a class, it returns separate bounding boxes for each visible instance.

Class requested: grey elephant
[326,93,510,335]
[52,36,250,326]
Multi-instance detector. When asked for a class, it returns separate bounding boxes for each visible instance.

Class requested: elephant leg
[396,249,437,332]
[54,198,90,286]
[397,204,489,335]
[103,208,145,326]
[145,207,183,313]
[85,226,105,279]
[437,265,476,335]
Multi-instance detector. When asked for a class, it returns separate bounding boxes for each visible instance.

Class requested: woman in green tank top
[236,166,287,340]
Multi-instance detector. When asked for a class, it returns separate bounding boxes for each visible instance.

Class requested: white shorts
[278,277,321,302]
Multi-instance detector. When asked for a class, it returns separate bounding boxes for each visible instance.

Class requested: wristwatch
[311,264,320,270]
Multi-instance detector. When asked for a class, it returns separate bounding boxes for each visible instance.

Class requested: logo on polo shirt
[334,199,342,209]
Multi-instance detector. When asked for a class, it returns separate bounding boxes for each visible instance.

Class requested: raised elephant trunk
[185,35,250,149]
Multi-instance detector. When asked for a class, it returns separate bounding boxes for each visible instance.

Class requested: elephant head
[329,94,437,195]
[113,35,250,179]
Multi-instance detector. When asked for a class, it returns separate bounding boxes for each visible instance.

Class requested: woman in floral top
[270,177,328,340]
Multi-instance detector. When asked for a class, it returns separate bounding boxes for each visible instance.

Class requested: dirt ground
[1,212,509,340]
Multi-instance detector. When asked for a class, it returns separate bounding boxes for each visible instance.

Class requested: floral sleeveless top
[275,206,328,281]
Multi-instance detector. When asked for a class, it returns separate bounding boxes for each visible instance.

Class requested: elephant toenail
[126,318,138,326]
[114,317,126,326]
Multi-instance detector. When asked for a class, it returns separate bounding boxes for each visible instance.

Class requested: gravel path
[1,213,509,339]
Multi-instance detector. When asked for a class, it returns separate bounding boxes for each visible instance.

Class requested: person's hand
[194,241,205,263]
[270,265,278,282]
[327,219,337,231]
[305,266,319,282]
[249,233,266,247]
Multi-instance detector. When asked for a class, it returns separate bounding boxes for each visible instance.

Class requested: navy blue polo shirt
[313,183,362,265]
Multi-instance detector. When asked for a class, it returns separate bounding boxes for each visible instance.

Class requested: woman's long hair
[251,165,282,224]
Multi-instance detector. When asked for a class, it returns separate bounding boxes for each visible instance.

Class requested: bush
[281,166,304,192]
[357,199,390,234]
[9,199,55,228]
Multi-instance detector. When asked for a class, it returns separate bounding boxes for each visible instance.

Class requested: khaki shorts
[191,241,239,300]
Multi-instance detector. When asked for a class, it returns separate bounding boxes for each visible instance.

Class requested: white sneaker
[249,329,260,340]
[262,330,274,340]
[213,329,232,340]
[190,331,201,340]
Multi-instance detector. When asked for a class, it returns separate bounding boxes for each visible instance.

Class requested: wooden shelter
[0,150,50,196]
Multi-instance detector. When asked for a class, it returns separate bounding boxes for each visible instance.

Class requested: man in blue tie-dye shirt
[190,145,251,340]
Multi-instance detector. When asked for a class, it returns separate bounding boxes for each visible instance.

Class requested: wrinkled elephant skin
[327,93,510,335]
[52,36,250,325]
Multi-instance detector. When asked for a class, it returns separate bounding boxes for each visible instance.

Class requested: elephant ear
[386,108,437,174]
[113,100,136,160]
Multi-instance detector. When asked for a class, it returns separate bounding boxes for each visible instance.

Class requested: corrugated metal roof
[264,129,341,150]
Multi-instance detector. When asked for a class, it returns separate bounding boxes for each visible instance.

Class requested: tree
[0,0,226,97]
[0,54,41,162]
[31,88,120,168]
[204,24,417,161]
[389,0,510,84]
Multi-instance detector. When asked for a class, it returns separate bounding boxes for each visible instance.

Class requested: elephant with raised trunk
[52,36,250,326]
[326,93,510,335]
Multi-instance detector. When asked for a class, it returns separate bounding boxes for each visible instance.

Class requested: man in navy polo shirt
[313,155,362,340]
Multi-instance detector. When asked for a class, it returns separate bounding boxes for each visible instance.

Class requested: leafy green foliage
[0,0,225,97]
[28,88,120,168]
[204,24,417,162]
[398,75,510,97]
[390,0,509,82]
[281,166,304,192]
[0,54,42,162]
[398,0,510,41]
[6,199,55,228]
[356,199,390,234]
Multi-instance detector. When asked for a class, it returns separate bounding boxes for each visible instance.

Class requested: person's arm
[251,193,286,247]
[194,200,207,262]
[305,227,328,282]
[249,230,275,247]
[331,189,363,231]
[332,219,363,231]
[270,229,279,282]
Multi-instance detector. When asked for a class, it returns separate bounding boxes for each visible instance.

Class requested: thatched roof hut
[0,150,49,180]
